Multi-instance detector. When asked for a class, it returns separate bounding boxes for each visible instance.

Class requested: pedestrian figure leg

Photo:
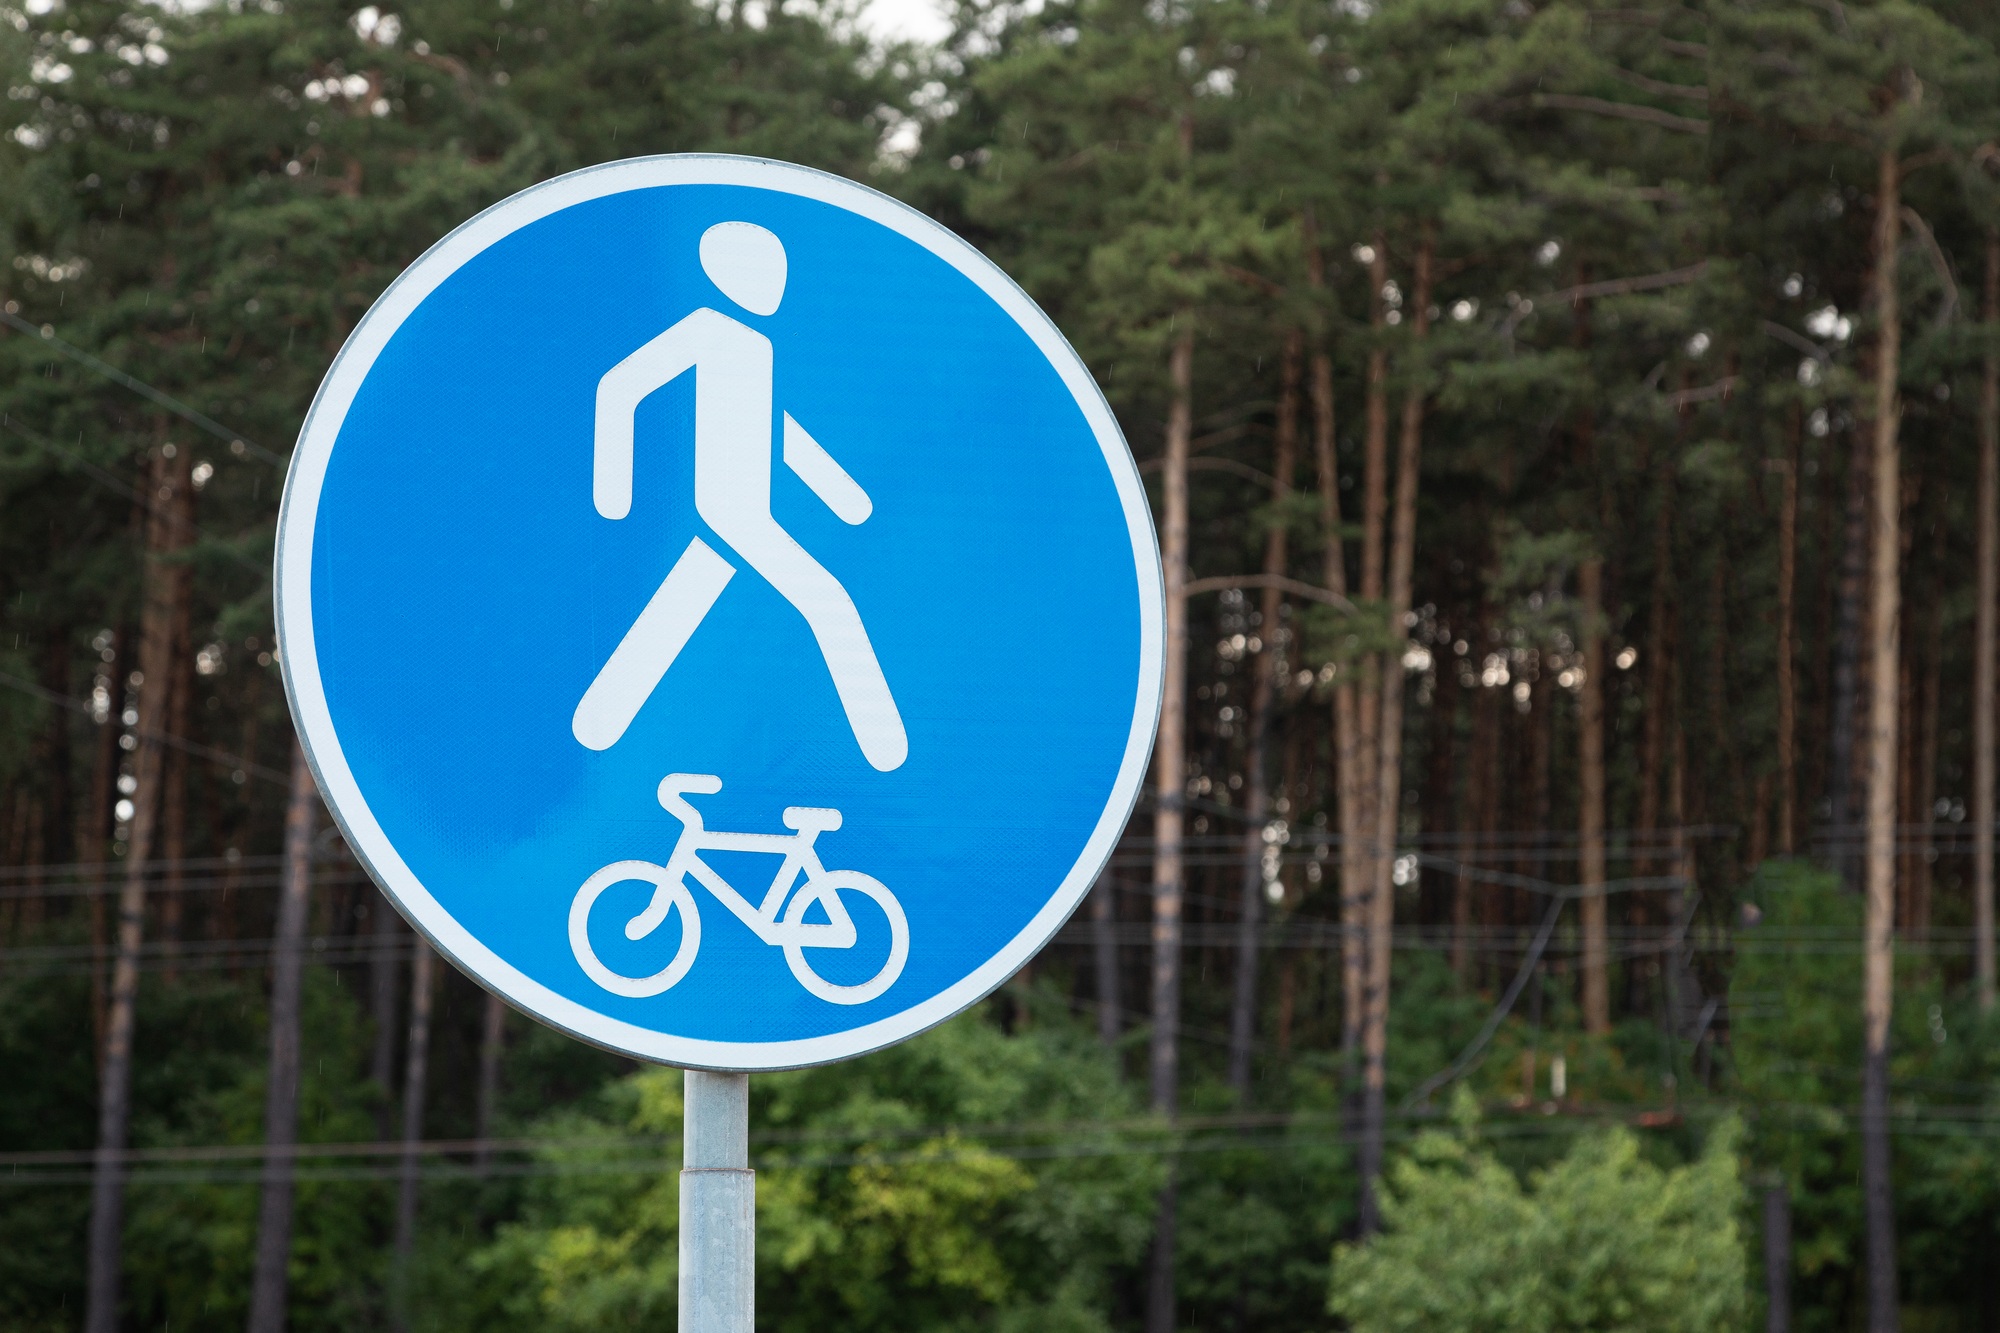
[574,538,737,750]
[730,522,907,772]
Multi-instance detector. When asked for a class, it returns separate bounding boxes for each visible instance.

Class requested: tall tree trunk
[40,568,75,878]
[1976,226,1998,1013]
[1275,952,1298,1052]
[84,626,126,1049]
[1145,320,1193,1333]
[4,787,25,919]
[3,788,23,943]
[1635,466,1678,877]
[1860,144,1902,1333]
[1810,447,1839,825]
[1305,209,1357,1043]
[1829,421,1871,881]
[1091,872,1121,1044]
[1527,671,1555,892]
[1664,710,1691,1048]
[1628,453,1678,1016]
[1894,487,1940,942]
[1568,276,1611,1029]
[1308,260,1360,1050]
[1579,557,1610,1032]
[1708,512,1737,833]
[216,661,265,965]
[1419,624,1460,933]
[1912,574,1941,937]
[1343,235,1391,1068]
[1892,480,1920,933]
[15,633,72,936]
[1360,237,1391,605]
[31,630,74,918]
[474,990,507,1173]
[370,889,403,1138]
[1229,332,1300,1100]
[22,788,46,931]
[1896,648,1917,929]
[1778,411,1801,855]
[1749,773,1773,872]
[1462,652,1501,982]
[158,591,194,981]
[1765,1180,1793,1333]
[1088,868,1120,1040]
[85,443,193,1333]
[247,742,318,1333]
[1359,225,1430,1236]
[3,812,26,943]
[393,938,437,1321]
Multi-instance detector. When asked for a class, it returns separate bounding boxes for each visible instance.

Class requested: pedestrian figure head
[700,222,787,316]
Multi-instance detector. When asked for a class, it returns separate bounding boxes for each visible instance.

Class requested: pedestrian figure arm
[782,413,872,525]
[594,318,704,520]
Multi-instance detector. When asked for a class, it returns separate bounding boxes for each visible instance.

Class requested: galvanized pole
[681,1070,753,1333]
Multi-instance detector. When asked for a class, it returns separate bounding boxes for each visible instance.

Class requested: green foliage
[0,956,97,1328]
[0,962,392,1332]
[1732,861,2000,1325]
[471,1011,1160,1333]
[119,973,386,1330]
[1330,1101,1747,1333]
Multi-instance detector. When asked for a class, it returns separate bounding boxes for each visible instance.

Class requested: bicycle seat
[658,773,723,827]
[782,806,842,833]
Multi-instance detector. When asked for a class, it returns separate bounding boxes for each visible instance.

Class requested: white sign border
[275,154,1165,1071]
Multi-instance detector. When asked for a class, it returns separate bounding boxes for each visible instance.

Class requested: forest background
[4,0,2000,1329]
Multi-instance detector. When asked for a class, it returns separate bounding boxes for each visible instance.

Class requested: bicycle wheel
[780,870,908,1005]
[569,860,701,998]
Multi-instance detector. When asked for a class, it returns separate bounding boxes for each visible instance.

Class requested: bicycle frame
[627,775,857,949]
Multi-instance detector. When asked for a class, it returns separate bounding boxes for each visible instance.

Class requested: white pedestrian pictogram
[572,221,909,771]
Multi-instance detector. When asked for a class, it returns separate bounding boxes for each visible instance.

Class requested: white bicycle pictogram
[569,773,908,1005]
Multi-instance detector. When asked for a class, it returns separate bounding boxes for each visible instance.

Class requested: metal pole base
[681,1070,753,1333]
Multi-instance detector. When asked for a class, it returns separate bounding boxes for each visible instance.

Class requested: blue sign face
[277,156,1163,1069]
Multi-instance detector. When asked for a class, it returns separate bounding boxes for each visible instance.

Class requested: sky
[857,0,950,45]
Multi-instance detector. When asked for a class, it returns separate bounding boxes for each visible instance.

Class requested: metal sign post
[681,1070,752,1333]
[276,153,1162,1321]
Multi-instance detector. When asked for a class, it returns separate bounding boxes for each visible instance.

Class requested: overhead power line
[3,1099,1994,1189]
[0,668,291,786]
[0,306,285,466]
[0,413,267,574]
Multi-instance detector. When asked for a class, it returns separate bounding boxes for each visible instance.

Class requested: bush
[1330,1099,1745,1333]
[472,1009,1163,1333]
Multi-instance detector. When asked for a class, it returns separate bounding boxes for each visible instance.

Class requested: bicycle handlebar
[782,806,843,833]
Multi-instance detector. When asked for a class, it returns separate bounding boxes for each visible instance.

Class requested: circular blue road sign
[277,155,1163,1069]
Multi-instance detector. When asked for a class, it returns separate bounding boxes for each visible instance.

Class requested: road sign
[277,154,1163,1070]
